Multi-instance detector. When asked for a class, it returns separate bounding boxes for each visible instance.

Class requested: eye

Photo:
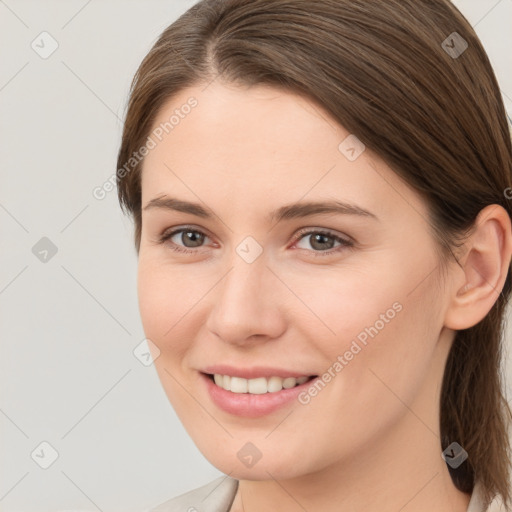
[157,225,354,257]
[291,228,353,257]
[158,226,211,254]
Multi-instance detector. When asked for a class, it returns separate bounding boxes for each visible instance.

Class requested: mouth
[203,372,318,394]
[199,364,321,417]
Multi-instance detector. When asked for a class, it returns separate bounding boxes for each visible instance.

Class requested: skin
[137,79,512,512]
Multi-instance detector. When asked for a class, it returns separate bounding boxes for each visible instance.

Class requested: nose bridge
[206,249,284,344]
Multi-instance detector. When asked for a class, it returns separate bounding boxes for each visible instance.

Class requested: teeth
[230,376,248,393]
[248,377,267,394]
[212,374,311,394]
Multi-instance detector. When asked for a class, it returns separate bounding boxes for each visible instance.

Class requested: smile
[201,372,320,417]
[210,373,315,394]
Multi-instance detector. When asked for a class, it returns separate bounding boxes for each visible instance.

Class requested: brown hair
[116,0,512,507]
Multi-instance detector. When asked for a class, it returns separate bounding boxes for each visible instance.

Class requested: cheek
[287,278,441,464]
[280,263,406,351]
[137,259,187,359]
[137,260,198,407]
[137,258,200,341]
[137,264,166,339]
[287,261,441,394]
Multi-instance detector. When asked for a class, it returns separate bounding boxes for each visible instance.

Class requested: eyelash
[157,225,354,258]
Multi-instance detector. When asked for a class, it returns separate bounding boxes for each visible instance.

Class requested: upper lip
[201,365,316,380]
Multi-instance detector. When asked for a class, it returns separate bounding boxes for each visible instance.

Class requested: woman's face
[137,80,454,480]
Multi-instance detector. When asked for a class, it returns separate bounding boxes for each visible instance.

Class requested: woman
[116,1,512,511]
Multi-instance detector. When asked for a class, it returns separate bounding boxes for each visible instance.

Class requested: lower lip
[201,373,317,418]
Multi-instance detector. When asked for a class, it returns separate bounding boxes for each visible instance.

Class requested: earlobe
[444,204,512,331]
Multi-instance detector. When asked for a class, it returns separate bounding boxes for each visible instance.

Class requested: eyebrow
[143,195,378,223]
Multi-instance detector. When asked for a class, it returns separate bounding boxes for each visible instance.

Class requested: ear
[444,204,512,330]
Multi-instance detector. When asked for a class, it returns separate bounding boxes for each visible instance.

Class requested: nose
[205,253,286,346]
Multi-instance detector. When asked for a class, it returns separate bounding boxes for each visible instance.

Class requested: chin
[191,435,316,481]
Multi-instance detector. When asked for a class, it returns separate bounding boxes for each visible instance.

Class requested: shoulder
[467,480,494,512]
[144,475,239,512]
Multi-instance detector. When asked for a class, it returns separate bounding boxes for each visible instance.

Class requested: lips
[199,366,320,417]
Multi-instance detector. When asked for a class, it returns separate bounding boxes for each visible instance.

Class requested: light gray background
[1,1,511,511]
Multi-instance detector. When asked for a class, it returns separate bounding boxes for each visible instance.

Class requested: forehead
[146,80,345,165]
[140,81,427,223]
